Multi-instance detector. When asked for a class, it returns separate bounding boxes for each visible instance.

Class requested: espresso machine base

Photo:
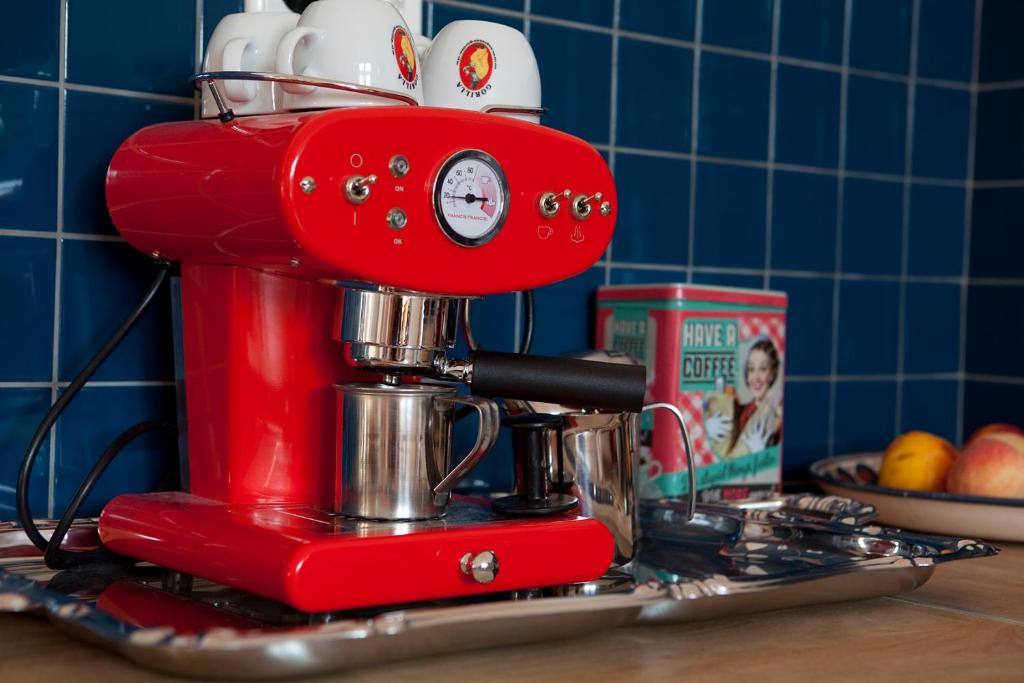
[98,493,614,612]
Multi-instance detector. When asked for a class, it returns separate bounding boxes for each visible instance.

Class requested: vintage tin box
[596,284,788,502]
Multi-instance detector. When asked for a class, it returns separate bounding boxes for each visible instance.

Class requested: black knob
[492,414,578,517]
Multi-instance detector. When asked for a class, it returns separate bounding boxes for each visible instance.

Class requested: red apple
[947,432,1024,499]
[964,423,1024,449]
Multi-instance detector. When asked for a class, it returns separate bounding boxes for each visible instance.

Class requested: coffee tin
[596,284,788,502]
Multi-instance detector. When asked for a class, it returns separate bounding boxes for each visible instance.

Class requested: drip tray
[0,495,997,680]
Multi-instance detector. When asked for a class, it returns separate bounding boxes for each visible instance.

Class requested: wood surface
[2,546,1022,682]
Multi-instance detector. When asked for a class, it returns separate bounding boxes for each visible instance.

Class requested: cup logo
[392,26,418,89]
[457,40,495,96]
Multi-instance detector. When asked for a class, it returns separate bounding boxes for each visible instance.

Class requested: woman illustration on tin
[704,335,783,459]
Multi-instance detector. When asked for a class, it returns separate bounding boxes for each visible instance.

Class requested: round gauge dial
[433,150,509,247]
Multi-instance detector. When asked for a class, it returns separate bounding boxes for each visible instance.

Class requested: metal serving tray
[0,495,996,679]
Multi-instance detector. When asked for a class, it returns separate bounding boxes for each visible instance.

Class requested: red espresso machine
[99,104,640,612]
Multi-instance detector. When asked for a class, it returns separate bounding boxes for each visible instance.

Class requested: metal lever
[570,192,603,220]
[344,174,378,204]
[538,189,571,218]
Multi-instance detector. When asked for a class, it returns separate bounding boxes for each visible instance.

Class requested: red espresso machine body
[100,107,619,611]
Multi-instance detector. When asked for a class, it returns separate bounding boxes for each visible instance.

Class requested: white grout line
[973,178,1024,188]
[0,382,54,389]
[965,374,1024,386]
[47,0,69,519]
[686,0,703,284]
[827,0,853,458]
[603,0,621,289]
[957,0,985,445]
[763,0,780,290]
[0,229,125,242]
[894,0,921,435]
[976,78,1024,92]
[787,373,960,383]
[427,0,434,36]
[0,74,195,105]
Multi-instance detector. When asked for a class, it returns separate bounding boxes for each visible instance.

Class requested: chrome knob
[538,189,571,218]
[460,550,499,584]
[389,155,410,178]
[386,207,407,230]
[344,174,378,204]
[570,192,603,220]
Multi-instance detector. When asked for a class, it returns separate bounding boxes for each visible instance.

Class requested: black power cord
[16,263,174,566]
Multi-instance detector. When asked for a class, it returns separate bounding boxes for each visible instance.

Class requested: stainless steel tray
[0,495,996,679]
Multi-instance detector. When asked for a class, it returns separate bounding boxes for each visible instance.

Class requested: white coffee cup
[275,0,423,110]
[201,9,298,118]
[422,20,542,123]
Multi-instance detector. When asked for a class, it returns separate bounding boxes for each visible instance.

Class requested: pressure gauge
[433,150,509,247]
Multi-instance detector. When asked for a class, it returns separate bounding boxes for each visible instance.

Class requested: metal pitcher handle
[641,402,697,522]
[433,395,500,496]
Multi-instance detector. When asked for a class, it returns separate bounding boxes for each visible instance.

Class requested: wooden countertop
[2,545,1023,682]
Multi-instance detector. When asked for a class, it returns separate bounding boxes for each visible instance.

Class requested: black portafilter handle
[469,350,647,413]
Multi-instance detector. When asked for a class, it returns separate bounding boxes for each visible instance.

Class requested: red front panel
[100,493,615,613]
[106,108,617,295]
[180,264,364,505]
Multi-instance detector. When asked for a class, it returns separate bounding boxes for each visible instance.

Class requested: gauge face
[433,150,509,247]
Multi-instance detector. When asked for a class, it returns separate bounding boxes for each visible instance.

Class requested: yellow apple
[878,431,958,492]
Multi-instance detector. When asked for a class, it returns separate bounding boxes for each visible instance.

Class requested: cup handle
[641,402,697,522]
[432,395,500,496]
[275,26,322,94]
[221,38,257,102]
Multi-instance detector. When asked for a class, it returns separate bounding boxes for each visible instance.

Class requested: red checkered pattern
[678,392,717,467]
[740,315,786,353]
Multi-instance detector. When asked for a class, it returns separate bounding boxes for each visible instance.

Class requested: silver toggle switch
[460,550,499,584]
[344,174,378,204]
[538,189,571,218]
[571,192,603,220]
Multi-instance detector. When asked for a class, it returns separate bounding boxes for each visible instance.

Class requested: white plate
[811,452,1024,543]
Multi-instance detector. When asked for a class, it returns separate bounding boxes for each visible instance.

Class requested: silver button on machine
[389,154,410,178]
[386,208,407,230]
[460,550,499,584]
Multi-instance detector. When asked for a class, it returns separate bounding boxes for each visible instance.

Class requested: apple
[878,431,958,492]
[964,423,1024,449]
[947,432,1024,499]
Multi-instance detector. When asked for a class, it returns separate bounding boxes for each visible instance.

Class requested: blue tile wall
[964,381,1024,436]
[1,0,1013,518]
[0,389,53,519]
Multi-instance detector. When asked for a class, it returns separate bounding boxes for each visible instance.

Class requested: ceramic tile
[530,22,611,143]
[0,82,59,232]
[608,268,686,286]
[775,64,840,168]
[203,0,245,52]
[769,276,833,376]
[837,280,899,375]
[966,285,1024,378]
[916,0,975,83]
[979,0,1024,82]
[431,2,524,35]
[903,283,961,374]
[611,153,690,266]
[451,293,518,358]
[620,0,695,41]
[849,0,912,75]
[908,184,965,278]
[912,86,970,180]
[833,380,897,454]
[698,52,770,160]
[782,380,830,471]
[845,75,907,175]
[690,272,765,289]
[530,267,606,356]
[66,0,197,97]
[969,187,1024,279]
[531,0,613,26]
[975,88,1024,181]
[0,237,55,382]
[963,381,1024,437]
[841,178,903,276]
[54,386,177,517]
[701,0,773,53]
[900,380,958,443]
[778,0,844,64]
[0,389,53,520]
[616,39,692,153]
[693,162,767,269]
[771,171,837,273]
[0,0,60,80]
[59,240,174,382]
[63,90,193,235]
